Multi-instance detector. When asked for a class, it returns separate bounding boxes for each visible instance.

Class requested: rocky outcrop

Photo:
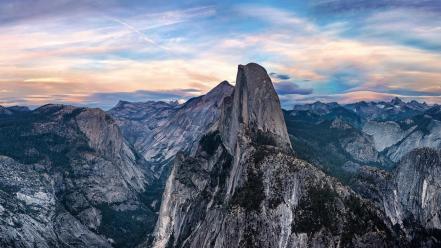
[152,63,403,248]
[0,105,154,247]
[220,63,291,153]
[351,148,441,246]
[385,148,441,230]
[362,121,416,152]
[362,111,441,162]
[386,120,441,162]
[340,133,384,164]
[0,154,111,247]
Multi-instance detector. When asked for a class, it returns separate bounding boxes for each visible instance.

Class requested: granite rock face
[362,109,441,162]
[152,63,403,248]
[351,148,441,246]
[362,121,415,152]
[0,105,154,247]
[385,148,441,231]
[220,63,291,153]
[109,81,234,178]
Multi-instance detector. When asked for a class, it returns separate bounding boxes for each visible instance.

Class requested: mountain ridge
[151,63,405,248]
[1,64,440,247]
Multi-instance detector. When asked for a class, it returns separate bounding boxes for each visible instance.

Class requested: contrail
[107,16,169,51]
[78,1,170,51]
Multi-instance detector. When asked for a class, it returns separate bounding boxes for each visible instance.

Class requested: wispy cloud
[280,91,441,108]
[360,8,441,51]
[310,0,441,13]
[274,82,313,95]
[0,1,440,107]
[270,72,291,80]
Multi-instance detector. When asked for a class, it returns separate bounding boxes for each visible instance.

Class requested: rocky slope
[385,148,441,231]
[362,120,415,152]
[352,148,441,246]
[108,81,234,179]
[0,105,154,247]
[362,106,441,162]
[284,104,391,182]
[152,63,404,248]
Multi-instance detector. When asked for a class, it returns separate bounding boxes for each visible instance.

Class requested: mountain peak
[221,63,291,152]
[391,97,404,105]
[205,80,233,99]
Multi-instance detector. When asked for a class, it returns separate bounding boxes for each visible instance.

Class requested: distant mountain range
[286,98,441,181]
[0,64,440,247]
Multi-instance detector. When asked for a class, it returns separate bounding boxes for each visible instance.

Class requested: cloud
[234,5,317,33]
[359,8,441,51]
[270,72,290,80]
[23,77,68,83]
[235,7,441,100]
[274,82,313,95]
[311,0,441,13]
[371,86,441,97]
[0,57,237,108]
[1,2,440,107]
[0,0,116,25]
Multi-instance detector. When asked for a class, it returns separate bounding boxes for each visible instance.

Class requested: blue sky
[0,0,440,109]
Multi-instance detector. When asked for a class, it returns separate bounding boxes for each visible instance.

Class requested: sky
[0,0,440,109]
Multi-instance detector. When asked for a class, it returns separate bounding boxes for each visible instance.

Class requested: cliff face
[152,63,402,248]
[385,148,441,231]
[220,63,291,153]
[0,105,153,247]
[351,148,441,246]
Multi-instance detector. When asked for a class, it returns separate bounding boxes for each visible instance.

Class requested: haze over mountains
[1,63,441,247]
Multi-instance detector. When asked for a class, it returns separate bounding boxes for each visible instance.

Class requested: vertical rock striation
[351,148,441,246]
[220,63,291,153]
